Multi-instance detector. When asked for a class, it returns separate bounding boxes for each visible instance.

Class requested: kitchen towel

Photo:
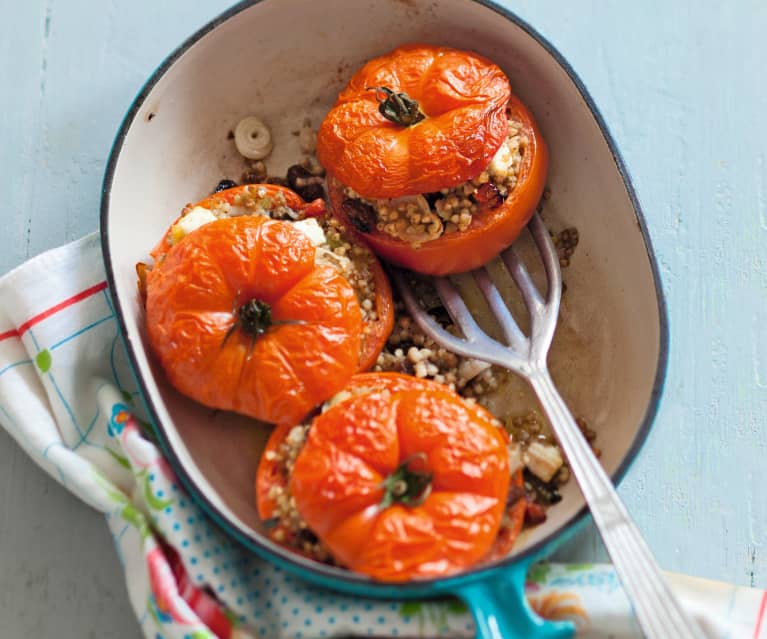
[1,233,765,639]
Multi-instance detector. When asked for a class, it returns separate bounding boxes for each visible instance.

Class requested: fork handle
[528,370,704,639]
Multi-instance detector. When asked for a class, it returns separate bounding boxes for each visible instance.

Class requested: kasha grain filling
[262,424,336,562]
[320,217,378,325]
[342,118,528,245]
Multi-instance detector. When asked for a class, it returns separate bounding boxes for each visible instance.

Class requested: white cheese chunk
[524,442,564,483]
[292,217,326,246]
[488,139,513,175]
[315,247,351,272]
[507,441,524,475]
[174,206,218,238]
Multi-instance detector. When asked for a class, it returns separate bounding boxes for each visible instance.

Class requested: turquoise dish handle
[455,556,575,639]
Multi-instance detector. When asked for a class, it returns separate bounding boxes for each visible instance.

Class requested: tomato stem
[368,86,425,127]
[238,299,272,336]
[381,453,432,508]
[221,297,272,351]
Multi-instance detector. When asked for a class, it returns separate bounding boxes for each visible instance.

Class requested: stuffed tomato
[141,184,393,372]
[255,372,528,581]
[318,43,548,275]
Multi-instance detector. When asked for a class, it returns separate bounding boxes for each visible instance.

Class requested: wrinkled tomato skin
[256,373,444,522]
[318,44,511,199]
[145,216,362,424]
[149,184,393,371]
[327,94,548,275]
[287,373,510,581]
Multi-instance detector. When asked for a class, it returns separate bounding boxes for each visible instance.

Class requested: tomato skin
[358,258,394,371]
[255,373,444,524]
[148,184,393,371]
[285,373,510,581]
[318,44,511,199]
[145,216,362,424]
[482,469,526,563]
[327,93,548,275]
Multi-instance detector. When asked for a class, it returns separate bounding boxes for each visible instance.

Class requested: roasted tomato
[145,216,362,424]
[318,44,548,275]
[256,373,445,530]
[143,184,393,372]
[318,44,511,198]
[257,372,510,580]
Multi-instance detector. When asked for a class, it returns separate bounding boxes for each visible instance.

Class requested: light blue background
[1,1,765,636]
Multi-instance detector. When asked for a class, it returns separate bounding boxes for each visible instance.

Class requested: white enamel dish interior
[101,0,667,590]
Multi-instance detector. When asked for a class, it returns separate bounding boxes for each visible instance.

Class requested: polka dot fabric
[107,387,474,638]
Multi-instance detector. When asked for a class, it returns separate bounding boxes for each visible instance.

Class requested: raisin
[297,528,319,544]
[473,182,503,209]
[423,192,442,209]
[341,199,377,233]
[524,501,547,525]
[286,164,325,201]
[213,179,237,193]
[296,182,325,202]
[286,164,313,189]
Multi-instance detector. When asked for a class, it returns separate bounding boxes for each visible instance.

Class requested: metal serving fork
[391,213,703,639]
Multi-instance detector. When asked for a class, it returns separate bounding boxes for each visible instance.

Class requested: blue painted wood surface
[1,1,765,636]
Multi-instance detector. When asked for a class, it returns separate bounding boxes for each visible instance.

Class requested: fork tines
[390,213,562,375]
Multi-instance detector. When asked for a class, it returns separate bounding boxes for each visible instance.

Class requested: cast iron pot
[101,1,668,636]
